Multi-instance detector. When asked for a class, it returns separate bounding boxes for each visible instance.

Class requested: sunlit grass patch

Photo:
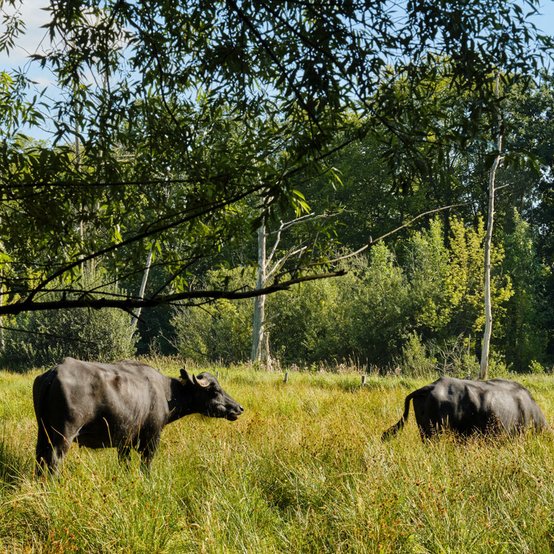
[0,366,551,552]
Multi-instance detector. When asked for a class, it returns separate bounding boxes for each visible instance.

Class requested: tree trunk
[480,76,503,380]
[131,248,153,331]
[251,220,268,365]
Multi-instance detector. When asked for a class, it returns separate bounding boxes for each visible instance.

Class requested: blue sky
[1,0,553,140]
[2,1,553,76]
[534,0,554,31]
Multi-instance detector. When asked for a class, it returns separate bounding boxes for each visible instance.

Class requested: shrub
[172,250,412,369]
[427,335,480,378]
[345,244,411,367]
[171,268,253,364]
[267,271,352,365]
[398,332,436,377]
[0,273,137,370]
[528,360,545,375]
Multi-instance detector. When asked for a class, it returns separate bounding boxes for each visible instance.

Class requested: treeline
[0,60,552,374]
[3,209,550,374]
[173,211,550,374]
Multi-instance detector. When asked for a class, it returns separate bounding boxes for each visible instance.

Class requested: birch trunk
[251,220,267,364]
[130,248,153,331]
[480,76,503,380]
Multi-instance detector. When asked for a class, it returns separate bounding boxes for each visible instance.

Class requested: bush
[267,271,352,366]
[398,332,436,377]
[171,268,253,364]
[0,274,137,370]
[167,217,521,371]
[172,250,412,369]
[528,360,545,375]
[342,244,411,367]
[427,335,480,378]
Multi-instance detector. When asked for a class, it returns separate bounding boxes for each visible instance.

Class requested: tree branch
[22,182,264,304]
[316,202,467,265]
[0,270,347,316]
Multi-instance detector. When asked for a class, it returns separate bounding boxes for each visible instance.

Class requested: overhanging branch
[329,202,467,264]
[0,270,346,316]
[22,182,265,304]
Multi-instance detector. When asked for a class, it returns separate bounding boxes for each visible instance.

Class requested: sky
[537,0,554,31]
[3,1,553,68]
[1,0,553,139]
[1,0,52,83]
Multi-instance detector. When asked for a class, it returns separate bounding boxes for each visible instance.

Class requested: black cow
[382,376,547,441]
[33,357,244,473]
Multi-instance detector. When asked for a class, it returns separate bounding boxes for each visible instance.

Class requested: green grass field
[0,362,552,553]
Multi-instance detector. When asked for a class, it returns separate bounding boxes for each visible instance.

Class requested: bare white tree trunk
[480,75,503,380]
[251,220,267,364]
[250,211,320,367]
[131,248,153,331]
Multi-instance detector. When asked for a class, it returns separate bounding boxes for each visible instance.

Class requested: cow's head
[180,369,244,421]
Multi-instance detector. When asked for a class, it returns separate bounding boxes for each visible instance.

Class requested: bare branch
[266,245,308,281]
[267,211,336,267]
[0,270,347,316]
[329,202,467,264]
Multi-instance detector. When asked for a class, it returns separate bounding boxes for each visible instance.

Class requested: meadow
[0,361,552,553]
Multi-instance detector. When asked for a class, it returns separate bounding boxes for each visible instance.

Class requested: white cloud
[1,0,51,68]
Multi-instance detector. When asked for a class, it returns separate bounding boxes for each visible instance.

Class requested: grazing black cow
[33,357,244,473]
[382,376,547,441]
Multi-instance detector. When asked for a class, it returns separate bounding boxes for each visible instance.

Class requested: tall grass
[0,364,552,552]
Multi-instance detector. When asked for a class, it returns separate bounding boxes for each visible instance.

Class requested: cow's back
[35,358,170,448]
[417,377,493,435]
[416,377,546,435]
[53,358,166,410]
[483,379,547,431]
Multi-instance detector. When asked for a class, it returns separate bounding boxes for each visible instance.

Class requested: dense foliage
[173,213,549,373]
[0,270,137,368]
[0,1,552,371]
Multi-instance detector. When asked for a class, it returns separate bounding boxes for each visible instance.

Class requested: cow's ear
[180,368,194,385]
[193,374,211,388]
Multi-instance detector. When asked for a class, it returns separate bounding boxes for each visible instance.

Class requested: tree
[480,74,504,380]
[402,218,452,335]
[250,206,336,365]
[0,0,549,320]
[251,218,268,365]
[446,216,513,360]
[503,74,554,364]
[503,210,549,371]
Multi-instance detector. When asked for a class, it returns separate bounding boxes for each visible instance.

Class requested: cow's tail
[33,368,56,424]
[381,386,431,441]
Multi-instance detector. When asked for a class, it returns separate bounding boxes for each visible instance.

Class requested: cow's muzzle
[226,404,244,421]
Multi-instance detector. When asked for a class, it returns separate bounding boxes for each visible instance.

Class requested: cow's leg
[37,416,82,476]
[36,424,73,475]
[412,396,435,440]
[137,432,160,472]
[35,422,53,475]
[417,422,436,440]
